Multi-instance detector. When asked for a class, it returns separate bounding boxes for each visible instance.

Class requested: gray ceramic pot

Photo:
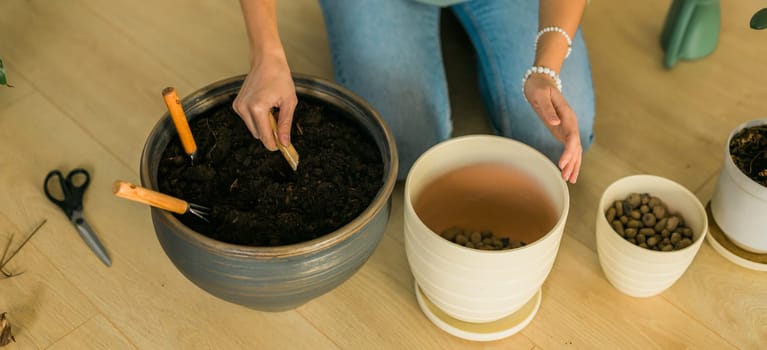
[140,74,398,311]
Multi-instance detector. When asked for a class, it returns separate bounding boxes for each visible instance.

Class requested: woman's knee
[319,0,452,179]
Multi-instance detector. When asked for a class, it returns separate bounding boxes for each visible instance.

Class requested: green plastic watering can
[660,0,721,69]
[752,8,767,30]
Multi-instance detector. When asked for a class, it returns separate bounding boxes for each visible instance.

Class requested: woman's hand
[232,52,297,151]
[524,73,582,183]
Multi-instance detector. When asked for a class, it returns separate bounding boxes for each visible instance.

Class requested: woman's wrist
[537,0,585,69]
[523,66,562,92]
[249,44,287,68]
[536,26,572,59]
[240,0,285,68]
[533,34,569,72]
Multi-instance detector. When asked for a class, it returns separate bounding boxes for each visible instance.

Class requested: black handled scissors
[44,168,111,267]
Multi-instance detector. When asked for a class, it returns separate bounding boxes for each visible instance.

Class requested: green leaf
[0,58,7,87]
[752,8,767,30]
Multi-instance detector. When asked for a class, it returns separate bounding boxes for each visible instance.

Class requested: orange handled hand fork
[112,180,211,222]
[162,87,198,161]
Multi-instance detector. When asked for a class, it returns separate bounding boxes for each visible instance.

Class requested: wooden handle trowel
[268,111,299,171]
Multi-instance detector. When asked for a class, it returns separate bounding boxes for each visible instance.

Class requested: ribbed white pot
[404,135,569,323]
[710,118,767,254]
[596,175,707,298]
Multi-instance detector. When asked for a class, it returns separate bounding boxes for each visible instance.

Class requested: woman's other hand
[524,73,582,184]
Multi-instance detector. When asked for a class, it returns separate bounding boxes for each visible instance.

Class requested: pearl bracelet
[535,26,572,59]
[522,66,562,93]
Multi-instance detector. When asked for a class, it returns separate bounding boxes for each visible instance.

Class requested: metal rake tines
[188,203,212,222]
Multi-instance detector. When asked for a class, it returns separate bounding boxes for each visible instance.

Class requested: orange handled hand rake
[112,180,211,222]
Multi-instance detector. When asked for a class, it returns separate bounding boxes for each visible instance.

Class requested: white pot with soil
[710,118,767,254]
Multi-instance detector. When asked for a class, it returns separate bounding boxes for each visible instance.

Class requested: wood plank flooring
[1,1,765,349]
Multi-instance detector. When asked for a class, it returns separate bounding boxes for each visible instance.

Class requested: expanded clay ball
[605,193,694,251]
[439,227,526,251]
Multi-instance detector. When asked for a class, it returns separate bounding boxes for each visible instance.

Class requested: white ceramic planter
[710,118,767,254]
[596,175,707,298]
[404,135,569,323]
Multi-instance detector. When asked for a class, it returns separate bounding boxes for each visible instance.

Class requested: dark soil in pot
[157,97,383,246]
[729,124,767,187]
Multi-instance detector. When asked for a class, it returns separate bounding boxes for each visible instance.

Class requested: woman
[233,0,594,183]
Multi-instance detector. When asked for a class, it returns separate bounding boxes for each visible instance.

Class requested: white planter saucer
[415,282,541,342]
[706,202,767,272]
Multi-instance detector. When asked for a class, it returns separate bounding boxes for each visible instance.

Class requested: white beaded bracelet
[522,66,562,92]
[535,26,572,59]
[521,66,562,103]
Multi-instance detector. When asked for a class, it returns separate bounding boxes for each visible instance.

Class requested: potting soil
[158,98,383,246]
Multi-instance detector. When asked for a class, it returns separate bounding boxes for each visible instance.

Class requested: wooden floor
[1,1,765,349]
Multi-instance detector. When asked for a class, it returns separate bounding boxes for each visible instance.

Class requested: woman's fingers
[237,108,260,140]
[560,149,574,181]
[558,150,572,171]
[547,88,582,183]
[232,53,296,152]
[560,131,582,183]
[233,93,278,150]
[571,154,582,183]
[233,91,278,151]
[276,95,298,146]
[564,153,581,184]
[233,91,296,153]
[253,106,278,151]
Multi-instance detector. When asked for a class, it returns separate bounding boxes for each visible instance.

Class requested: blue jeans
[318,0,595,179]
